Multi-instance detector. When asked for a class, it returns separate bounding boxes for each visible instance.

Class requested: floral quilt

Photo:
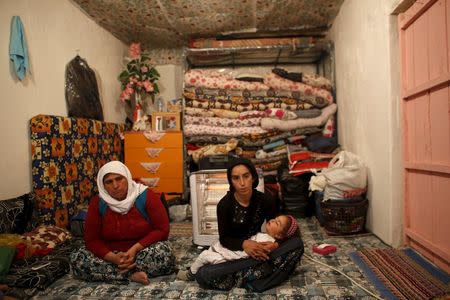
[30,115,125,228]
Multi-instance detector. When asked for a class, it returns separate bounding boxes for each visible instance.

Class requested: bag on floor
[311,151,367,201]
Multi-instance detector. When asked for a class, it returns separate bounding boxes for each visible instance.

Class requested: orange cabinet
[124,131,183,194]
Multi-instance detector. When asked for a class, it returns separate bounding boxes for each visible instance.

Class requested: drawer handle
[145,148,163,158]
[143,131,165,143]
[140,177,160,188]
[140,162,161,174]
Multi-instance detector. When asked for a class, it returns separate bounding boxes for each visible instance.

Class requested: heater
[190,169,264,246]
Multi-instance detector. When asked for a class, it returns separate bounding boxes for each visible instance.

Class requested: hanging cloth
[65,55,104,121]
[9,16,29,81]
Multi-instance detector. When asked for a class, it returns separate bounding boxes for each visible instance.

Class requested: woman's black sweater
[217,190,278,251]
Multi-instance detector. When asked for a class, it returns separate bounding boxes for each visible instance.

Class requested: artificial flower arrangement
[118,43,160,104]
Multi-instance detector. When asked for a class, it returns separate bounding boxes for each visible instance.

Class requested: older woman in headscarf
[70,161,175,285]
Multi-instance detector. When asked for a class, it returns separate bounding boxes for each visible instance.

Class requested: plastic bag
[169,204,190,222]
[65,55,104,121]
[310,151,367,201]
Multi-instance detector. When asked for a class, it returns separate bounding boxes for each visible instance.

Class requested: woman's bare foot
[130,271,149,285]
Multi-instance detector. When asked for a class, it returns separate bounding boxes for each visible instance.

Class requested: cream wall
[328,0,403,246]
[0,0,127,199]
[157,65,184,105]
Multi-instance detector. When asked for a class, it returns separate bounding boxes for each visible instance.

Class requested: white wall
[328,0,403,246]
[157,64,184,105]
[0,0,127,199]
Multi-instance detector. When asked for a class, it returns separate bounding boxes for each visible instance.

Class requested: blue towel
[9,16,29,81]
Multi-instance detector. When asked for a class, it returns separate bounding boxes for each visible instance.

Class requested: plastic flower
[118,42,160,104]
[128,43,142,59]
[143,80,154,92]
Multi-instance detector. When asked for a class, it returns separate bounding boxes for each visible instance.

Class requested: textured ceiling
[72,0,344,50]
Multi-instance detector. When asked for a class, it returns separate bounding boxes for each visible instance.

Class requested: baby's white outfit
[190,232,275,274]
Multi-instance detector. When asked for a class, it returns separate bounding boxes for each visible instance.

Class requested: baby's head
[265,215,299,242]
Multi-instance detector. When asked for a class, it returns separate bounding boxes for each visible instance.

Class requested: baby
[177,214,299,281]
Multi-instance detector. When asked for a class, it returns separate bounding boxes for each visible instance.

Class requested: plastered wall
[0,0,184,200]
[328,0,403,246]
[0,0,127,199]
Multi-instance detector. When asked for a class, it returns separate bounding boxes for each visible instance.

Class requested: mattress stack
[183,68,338,177]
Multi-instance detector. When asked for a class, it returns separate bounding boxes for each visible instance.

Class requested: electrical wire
[303,253,383,300]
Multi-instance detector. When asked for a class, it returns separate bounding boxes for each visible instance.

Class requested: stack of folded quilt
[183,68,338,176]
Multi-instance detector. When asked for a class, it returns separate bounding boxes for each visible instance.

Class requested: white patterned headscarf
[97,161,147,214]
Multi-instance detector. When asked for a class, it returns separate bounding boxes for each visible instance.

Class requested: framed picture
[152,112,180,132]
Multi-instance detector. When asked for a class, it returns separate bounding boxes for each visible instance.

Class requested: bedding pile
[183,67,339,176]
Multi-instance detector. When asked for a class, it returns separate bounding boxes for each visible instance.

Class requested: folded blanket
[189,138,238,163]
[184,107,215,117]
[261,104,337,131]
[184,127,322,147]
[186,98,313,112]
[239,110,267,119]
[184,115,261,127]
[185,69,269,91]
[184,89,323,109]
[302,73,332,91]
[265,108,297,120]
[287,147,336,175]
[211,109,240,119]
[264,72,333,105]
[184,124,268,137]
[255,148,287,159]
[251,153,287,165]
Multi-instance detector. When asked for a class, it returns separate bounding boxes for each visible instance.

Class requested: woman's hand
[103,251,126,266]
[242,240,271,261]
[259,241,279,252]
[117,243,144,273]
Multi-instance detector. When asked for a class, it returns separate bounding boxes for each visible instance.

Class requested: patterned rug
[350,248,450,300]
[21,217,391,299]
[170,222,193,237]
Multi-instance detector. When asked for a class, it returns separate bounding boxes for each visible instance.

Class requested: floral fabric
[264,72,333,105]
[184,115,261,127]
[265,108,297,120]
[302,73,332,91]
[185,69,269,91]
[70,241,175,283]
[186,98,313,112]
[184,107,215,117]
[184,90,317,110]
[185,127,322,147]
[260,104,337,132]
[23,225,72,249]
[30,115,125,228]
[239,110,267,119]
[322,115,335,137]
[184,124,268,137]
[210,109,240,119]
[189,138,239,163]
[185,86,329,108]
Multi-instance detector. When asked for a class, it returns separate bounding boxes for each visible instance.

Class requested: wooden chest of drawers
[124,131,183,194]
